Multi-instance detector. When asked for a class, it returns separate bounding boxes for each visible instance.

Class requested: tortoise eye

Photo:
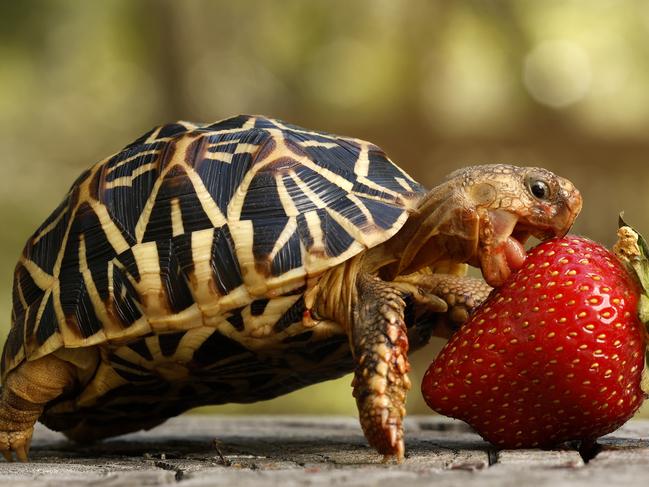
[528,179,550,200]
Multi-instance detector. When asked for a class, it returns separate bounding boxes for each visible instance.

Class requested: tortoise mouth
[478,216,567,288]
[512,221,568,246]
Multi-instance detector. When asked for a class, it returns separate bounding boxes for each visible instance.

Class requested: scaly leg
[351,274,410,462]
[394,272,492,335]
[0,355,76,461]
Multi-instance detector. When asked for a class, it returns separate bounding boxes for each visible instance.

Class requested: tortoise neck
[365,183,478,279]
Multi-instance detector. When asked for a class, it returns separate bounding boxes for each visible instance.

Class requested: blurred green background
[2,0,649,417]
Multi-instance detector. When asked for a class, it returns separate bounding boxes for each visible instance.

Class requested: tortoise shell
[2,115,426,434]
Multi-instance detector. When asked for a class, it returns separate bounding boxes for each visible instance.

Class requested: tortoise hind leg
[351,274,411,462]
[0,355,75,461]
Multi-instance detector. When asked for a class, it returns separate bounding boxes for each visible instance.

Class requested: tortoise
[0,115,582,462]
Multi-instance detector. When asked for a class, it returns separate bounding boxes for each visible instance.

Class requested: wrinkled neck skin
[364,183,479,280]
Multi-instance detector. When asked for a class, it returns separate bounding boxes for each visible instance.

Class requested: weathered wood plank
[0,416,649,486]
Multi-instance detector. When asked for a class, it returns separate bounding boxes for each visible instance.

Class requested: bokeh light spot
[523,40,592,108]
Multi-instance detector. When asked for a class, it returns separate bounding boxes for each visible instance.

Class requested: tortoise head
[459,164,582,286]
[393,164,582,287]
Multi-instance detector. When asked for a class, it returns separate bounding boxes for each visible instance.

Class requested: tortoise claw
[0,427,34,462]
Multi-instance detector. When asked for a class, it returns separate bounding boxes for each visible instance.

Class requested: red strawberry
[421,233,647,449]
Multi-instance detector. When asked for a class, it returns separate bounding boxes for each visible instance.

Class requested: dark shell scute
[271,229,302,277]
[127,339,153,361]
[142,165,213,243]
[319,209,355,258]
[250,299,270,316]
[156,240,194,314]
[211,226,243,295]
[241,171,286,219]
[192,129,271,215]
[273,296,306,333]
[111,263,142,327]
[357,196,406,231]
[158,331,185,357]
[192,330,252,367]
[226,307,245,331]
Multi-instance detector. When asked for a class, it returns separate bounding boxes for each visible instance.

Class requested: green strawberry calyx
[613,215,649,394]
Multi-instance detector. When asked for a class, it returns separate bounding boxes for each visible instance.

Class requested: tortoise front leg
[0,355,76,461]
[393,272,492,334]
[351,274,410,462]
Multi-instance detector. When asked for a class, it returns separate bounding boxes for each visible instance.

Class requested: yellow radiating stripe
[203,127,252,137]
[31,287,53,343]
[171,198,185,237]
[184,166,227,227]
[19,258,54,290]
[209,139,242,148]
[355,175,401,200]
[269,217,298,261]
[226,155,266,221]
[242,117,256,129]
[395,177,414,192]
[105,161,158,189]
[354,142,370,177]
[89,200,131,254]
[134,156,176,243]
[203,151,233,163]
[149,303,203,333]
[236,143,259,154]
[287,170,328,209]
[275,174,299,216]
[303,211,325,254]
[228,219,270,294]
[288,169,382,248]
[324,207,379,248]
[178,120,199,131]
[190,229,217,306]
[147,126,163,143]
[202,143,258,163]
[106,150,161,176]
[49,179,87,336]
[293,155,354,193]
[346,194,373,225]
[32,205,68,245]
[299,140,339,149]
[130,242,165,316]
[267,129,355,193]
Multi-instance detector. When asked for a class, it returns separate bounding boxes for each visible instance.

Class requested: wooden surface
[1,415,648,486]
